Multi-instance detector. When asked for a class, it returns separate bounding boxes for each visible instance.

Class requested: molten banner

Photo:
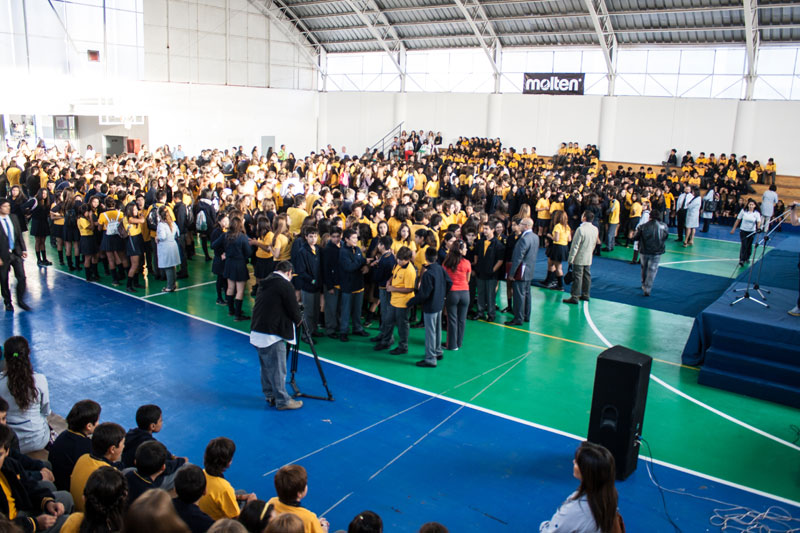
[523,73,585,95]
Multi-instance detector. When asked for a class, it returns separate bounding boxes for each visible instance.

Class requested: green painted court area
[34,234,800,505]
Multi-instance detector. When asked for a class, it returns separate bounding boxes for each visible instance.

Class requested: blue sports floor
[3,254,799,532]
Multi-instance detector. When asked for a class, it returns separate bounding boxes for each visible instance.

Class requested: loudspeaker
[587,345,652,480]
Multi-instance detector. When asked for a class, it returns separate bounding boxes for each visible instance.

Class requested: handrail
[369,122,404,156]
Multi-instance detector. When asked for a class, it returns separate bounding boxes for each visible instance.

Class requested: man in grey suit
[506,218,538,326]
[0,198,30,312]
[564,211,600,304]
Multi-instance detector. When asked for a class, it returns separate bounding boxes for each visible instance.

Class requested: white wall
[321,91,800,175]
[2,74,320,157]
[76,117,150,158]
[143,0,317,90]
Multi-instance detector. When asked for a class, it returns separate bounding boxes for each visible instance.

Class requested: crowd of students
[0,132,791,333]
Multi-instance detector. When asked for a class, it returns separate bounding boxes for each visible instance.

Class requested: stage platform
[682,281,800,408]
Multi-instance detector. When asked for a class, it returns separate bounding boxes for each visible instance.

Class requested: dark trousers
[739,230,755,263]
[381,305,409,349]
[512,280,531,322]
[0,253,26,304]
[301,290,320,335]
[445,290,469,349]
[677,210,687,241]
[476,277,497,319]
[323,288,340,335]
[339,291,365,334]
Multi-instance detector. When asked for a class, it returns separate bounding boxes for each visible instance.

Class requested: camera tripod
[287,316,334,401]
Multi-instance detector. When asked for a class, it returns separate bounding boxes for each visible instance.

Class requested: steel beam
[247,0,324,74]
[341,0,406,76]
[743,0,760,99]
[451,0,501,81]
[583,0,618,95]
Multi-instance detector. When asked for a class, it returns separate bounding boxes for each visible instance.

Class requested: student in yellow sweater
[267,465,329,533]
[197,438,256,520]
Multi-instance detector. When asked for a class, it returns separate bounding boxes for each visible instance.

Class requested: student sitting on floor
[70,422,125,512]
[60,466,127,533]
[49,399,101,491]
[173,464,216,533]
[125,441,168,505]
[0,424,73,533]
[121,404,187,490]
[0,397,54,487]
[197,438,256,520]
[265,514,304,533]
[266,464,329,533]
[237,500,275,533]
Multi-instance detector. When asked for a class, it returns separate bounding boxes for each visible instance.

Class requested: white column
[732,99,757,156]
[487,93,502,139]
[393,92,407,129]
[598,96,617,160]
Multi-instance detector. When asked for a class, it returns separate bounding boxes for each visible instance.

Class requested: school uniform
[475,236,505,321]
[77,217,97,256]
[338,244,367,336]
[407,263,452,365]
[124,469,155,506]
[0,456,72,533]
[70,454,119,512]
[377,262,416,351]
[197,471,238,520]
[49,430,92,491]
[173,498,215,533]
[294,240,322,335]
[321,240,341,336]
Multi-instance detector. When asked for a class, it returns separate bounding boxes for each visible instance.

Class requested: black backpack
[146,205,160,230]
[64,207,77,228]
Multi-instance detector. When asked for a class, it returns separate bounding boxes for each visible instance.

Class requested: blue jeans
[424,311,443,364]
[339,291,365,334]
[257,342,292,407]
[606,223,618,250]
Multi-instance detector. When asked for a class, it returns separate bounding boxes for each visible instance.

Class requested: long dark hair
[442,239,465,271]
[2,336,38,411]
[573,441,618,532]
[80,467,128,533]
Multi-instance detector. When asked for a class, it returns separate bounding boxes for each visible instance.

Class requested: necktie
[3,218,12,251]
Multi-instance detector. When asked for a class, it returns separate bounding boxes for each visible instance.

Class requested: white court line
[140,280,216,298]
[46,268,800,508]
[659,258,740,266]
[582,300,800,455]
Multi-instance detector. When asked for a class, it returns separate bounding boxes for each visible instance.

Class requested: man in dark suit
[0,198,30,312]
[506,218,538,326]
[250,260,303,411]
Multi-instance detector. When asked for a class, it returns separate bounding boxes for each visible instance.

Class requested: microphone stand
[730,209,792,308]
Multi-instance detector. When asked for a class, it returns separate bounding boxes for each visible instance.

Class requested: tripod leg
[288,342,301,396]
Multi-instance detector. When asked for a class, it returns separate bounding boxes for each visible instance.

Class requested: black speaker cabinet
[587,345,652,481]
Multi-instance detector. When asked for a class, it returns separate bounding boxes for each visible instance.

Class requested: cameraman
[250,260,303,411]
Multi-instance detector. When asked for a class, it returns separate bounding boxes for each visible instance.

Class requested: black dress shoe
[562,297,579,305]
[373,343,390,351]
[436,354,444,361]
[339,334,349,342]
[327,332,339,339]
[353,330,370,337]
[416,360,436,368]
[505,320,522,326]
[17,301,31,311]
[389,347,408,355]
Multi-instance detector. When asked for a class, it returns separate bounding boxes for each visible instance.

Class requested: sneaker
[277,400,303,411]
[788,306,800,317]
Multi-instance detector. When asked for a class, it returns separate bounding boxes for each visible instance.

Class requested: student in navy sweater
[320,228,342,338]
[293,226,323,340]
[124,441,168,505]
[121,405,186,491]
[49,399,101,491]
[172,465,215,533]
[338,229,370,342]
[407,247,452,368]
